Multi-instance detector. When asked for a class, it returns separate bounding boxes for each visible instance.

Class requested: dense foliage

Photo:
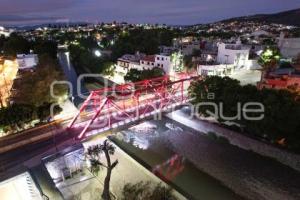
[258,47,281,72]
[124,67,165,82]
[0,103,61,132]
[189,76,300,151]
[121,181,177,200]
[111,28,179,60]
[0,33,57,58]
[68,37,114,75]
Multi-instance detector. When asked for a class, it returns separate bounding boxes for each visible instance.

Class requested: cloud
[0,15,61,22]
[0,0,300,25]
[0,0,80,15]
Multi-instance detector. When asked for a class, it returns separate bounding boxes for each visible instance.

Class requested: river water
[111,118,243,200]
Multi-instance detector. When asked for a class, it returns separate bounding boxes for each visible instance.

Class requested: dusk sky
[0,0,300,26]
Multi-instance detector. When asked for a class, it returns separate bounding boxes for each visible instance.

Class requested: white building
[16,54,39,70]
[217,40,250,69]
[0,26,13,37]
[116,51,183,76]
[198,64,234,77]
[154,54,173,74]
[140,55,156,70]
[116,53,145,74]
[278,32,300,59]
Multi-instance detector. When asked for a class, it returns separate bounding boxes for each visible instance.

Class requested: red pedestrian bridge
[68,73,199,139]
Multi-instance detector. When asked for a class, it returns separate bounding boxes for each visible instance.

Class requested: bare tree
[86,140,119,200]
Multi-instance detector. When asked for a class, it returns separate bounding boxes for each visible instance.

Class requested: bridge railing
[68,73,199,139]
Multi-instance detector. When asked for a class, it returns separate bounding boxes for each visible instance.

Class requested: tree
[189,76,300,152]
[85,140,119,200]
[0,104,36,130]
[258,47,281,80]
[121,181,177,200]
[183,55,195,70]
[33,40,58,59]
[124,67,165,82]
[0,35,6,53]
[37,103,62,122]
[3,34,30,57]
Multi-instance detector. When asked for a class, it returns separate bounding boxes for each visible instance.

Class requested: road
[0,90,188,181]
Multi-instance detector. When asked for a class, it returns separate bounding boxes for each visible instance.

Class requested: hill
[221,8,300,27]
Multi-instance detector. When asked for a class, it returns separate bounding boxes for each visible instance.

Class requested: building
[115,50,183,77]
[0,26,13,37]
[116,53,144,74]
[258,75,300,91]
[217,40,250,69]
[16,54,39,70]
[140,55,156,70]
[197,64,234,77]
[278,32,300,59]
[258,66,300,91]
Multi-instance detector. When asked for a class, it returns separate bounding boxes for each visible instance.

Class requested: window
[157,57,160,60]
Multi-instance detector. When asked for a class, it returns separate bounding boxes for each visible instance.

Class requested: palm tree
[86,140,119,200]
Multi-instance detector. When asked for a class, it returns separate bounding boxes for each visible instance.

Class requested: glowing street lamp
[94,50,102,57]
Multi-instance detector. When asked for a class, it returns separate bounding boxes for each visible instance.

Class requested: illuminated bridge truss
[68,73,199,139]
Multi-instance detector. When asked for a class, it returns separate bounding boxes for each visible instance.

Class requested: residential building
[116,53,145,74]
[217,40,250,69]
[140,55,156,70]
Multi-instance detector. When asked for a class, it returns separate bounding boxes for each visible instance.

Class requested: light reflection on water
[112,118,243,200]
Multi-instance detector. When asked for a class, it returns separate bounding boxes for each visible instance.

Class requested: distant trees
[0,33,59,59]
[111,28,179,60]
[33,39,58,59]
[124,67,165,82]
[2,33,31,57]
[68,40,114,75]
[189,76,300,152]
[121,181,177,200]
[85,140,118,200]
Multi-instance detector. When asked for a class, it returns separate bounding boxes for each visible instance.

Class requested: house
[217,39,250,69]
[140,54,174,74]
[116,52,145,74]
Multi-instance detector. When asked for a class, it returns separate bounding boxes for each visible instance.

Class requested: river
[110,118,243,200]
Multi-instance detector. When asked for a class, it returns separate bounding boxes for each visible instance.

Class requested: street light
[94,50,102,57]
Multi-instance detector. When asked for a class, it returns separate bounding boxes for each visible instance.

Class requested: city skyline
[0,0,300,25]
